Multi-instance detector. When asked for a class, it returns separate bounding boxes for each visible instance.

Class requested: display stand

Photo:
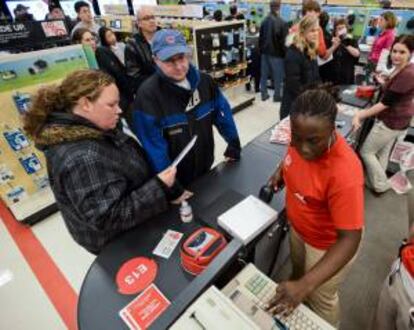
[0,19,71,52]
[0,45,94,224]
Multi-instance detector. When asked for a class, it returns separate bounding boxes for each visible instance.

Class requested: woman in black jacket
[280,16,320,119]
[96,27,134,124]
[23,70,182,254]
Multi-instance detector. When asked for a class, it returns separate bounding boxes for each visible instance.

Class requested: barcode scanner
[259,184,274,204]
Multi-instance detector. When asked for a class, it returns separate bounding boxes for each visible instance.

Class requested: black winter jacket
[259,13,289,58]
[95,46,134,122]
[36,113,169,254]
[132,65,241,189]
[125,32,155,94]
[280,46,320,119]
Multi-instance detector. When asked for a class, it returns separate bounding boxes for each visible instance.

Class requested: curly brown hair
[23,69,114,138]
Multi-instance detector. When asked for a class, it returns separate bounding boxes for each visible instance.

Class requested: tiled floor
[0,92,280,330]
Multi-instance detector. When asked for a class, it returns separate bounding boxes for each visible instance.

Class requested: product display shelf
[159,18,255,112]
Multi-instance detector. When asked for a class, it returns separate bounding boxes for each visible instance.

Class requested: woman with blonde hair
[23,70,185,254]
[280,15,321,119]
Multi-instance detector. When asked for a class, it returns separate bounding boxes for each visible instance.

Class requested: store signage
[119,284,170,330]
[116,257,158,295]
[0,20,69,49]
[142,4,203,18]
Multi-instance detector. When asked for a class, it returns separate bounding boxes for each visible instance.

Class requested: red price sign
[116,257,157,295]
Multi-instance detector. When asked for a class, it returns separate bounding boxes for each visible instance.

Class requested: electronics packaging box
[218,195,278,245]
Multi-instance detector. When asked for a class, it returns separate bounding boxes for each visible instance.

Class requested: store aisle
[0,95,280,330]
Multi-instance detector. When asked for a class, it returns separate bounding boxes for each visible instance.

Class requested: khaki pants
[360,120,406,193]
[290,228,357,327]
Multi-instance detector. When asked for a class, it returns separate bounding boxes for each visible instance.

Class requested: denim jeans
[260,54,284,101]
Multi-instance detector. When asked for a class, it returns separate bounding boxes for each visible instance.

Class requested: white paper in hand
[171,135,197,168]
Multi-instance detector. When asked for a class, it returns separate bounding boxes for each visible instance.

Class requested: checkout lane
[78,100,360,330]
[78,127,287,330]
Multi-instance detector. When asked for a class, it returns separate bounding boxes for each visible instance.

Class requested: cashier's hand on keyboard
[265,280,312,316]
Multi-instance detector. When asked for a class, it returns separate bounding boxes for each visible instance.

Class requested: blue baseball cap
[151,29,190,61]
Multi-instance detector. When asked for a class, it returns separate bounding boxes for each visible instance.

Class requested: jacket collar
[35,112,127,149]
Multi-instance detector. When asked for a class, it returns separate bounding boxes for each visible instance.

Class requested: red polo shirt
[282,133,364,250]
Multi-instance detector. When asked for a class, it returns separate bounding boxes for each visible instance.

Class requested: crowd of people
[18,0,414,329]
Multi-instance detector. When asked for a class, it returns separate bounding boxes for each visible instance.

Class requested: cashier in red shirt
[266,87,364,326]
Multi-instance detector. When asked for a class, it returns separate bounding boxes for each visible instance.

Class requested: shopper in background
[72,27,97,52]
[125,7,157,96]
[132,29,241,199]
[287,1,327,59]
[46,3,74,32]
[71,1,100,38]
[331,18,360,85]
[98,26,125,64]
[96,27,133,123]
[373,223,414,330]
[318,11,335,83]
[225,4,245,21]
[213,9,223,22]
[13,4,34,22]
[258,0,288,102]
[368,11,397,70]
[267,87,364,326]
[353,35,414,193]
[23,70,179,254]
[280,15,320,119]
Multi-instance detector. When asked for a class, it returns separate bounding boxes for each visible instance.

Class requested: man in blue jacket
[132,29,241,196]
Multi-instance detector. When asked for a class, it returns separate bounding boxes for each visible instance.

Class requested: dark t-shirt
[332,38,359,85]
[378,63,414,130]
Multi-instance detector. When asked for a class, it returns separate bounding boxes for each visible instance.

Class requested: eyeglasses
[140,15,155,21]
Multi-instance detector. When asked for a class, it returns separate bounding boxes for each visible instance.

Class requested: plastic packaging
[180,201,193,223]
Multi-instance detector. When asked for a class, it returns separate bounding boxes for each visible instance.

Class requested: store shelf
[9,187,57,225]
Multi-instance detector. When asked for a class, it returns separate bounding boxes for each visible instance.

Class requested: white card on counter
[171,135,197,168]
[153,230,183,259]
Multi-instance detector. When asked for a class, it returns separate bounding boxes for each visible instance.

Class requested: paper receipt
[153,230,183,259]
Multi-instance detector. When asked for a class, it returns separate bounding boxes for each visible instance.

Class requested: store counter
[77,127,287,330]
[78,114,354,330]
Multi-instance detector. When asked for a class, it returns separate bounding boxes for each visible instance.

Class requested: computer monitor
[58,0,95,19]
[6,0,49,20]
[98,0,129,16]
[131,0,156,15]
